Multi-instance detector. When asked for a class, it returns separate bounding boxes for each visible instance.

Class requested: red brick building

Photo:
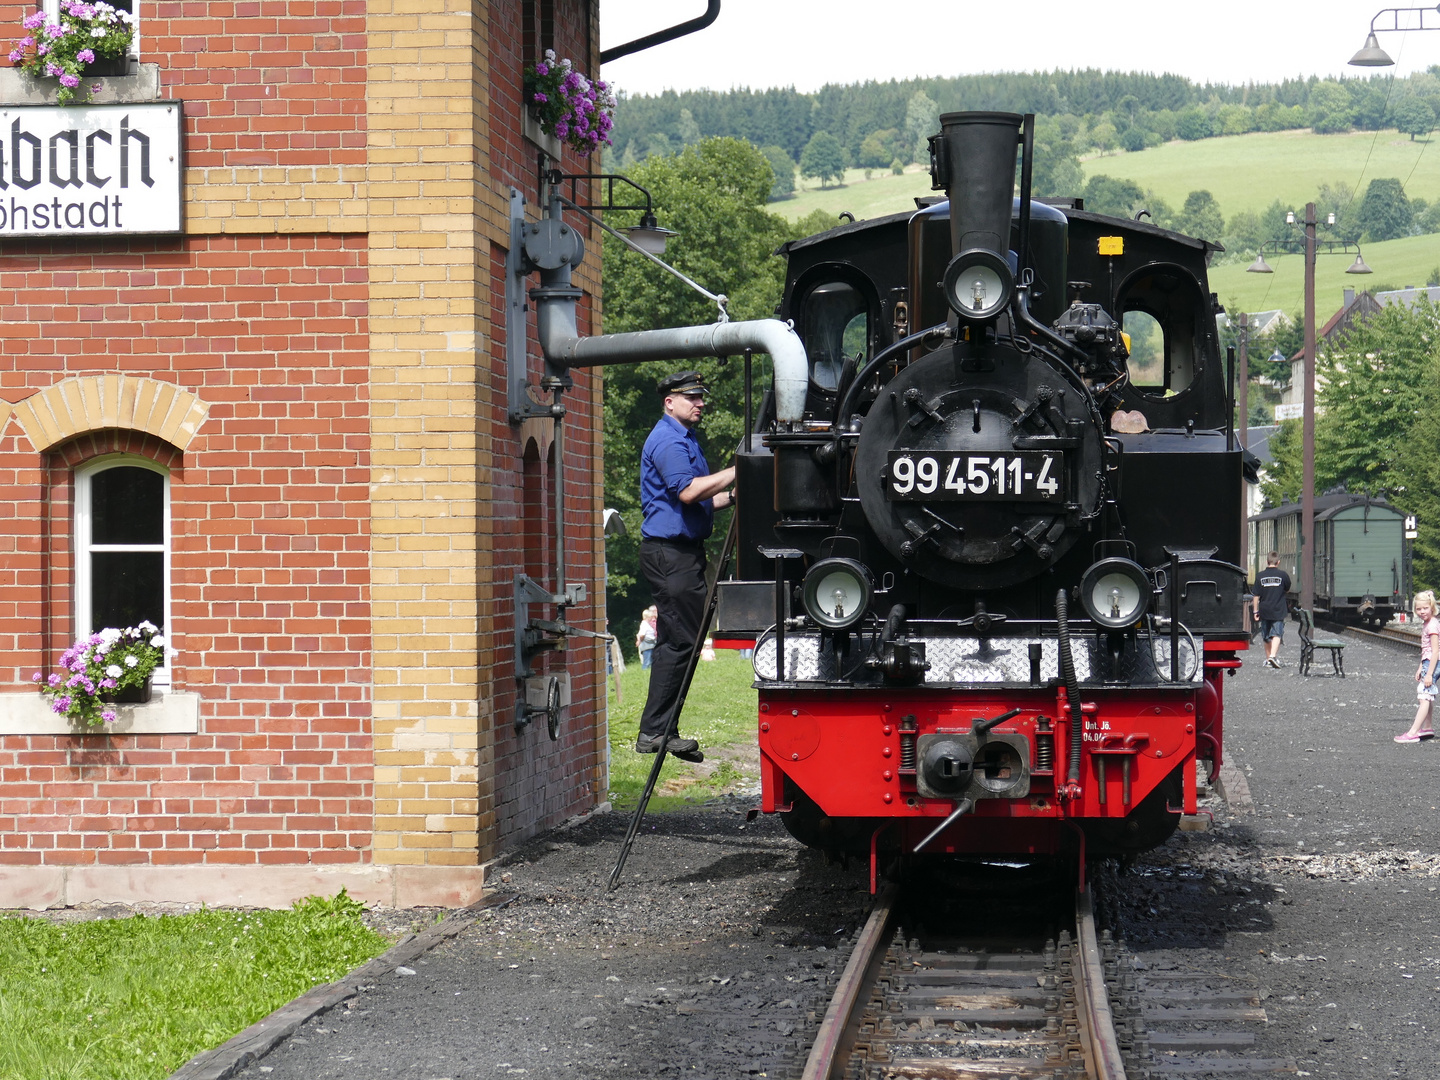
[0,0,610,907]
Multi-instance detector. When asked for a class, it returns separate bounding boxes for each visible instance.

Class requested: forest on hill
[612,68,1440,276]
[612,69,1440,185]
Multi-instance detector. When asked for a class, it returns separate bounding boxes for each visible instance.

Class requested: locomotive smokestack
[929,111,1023,322]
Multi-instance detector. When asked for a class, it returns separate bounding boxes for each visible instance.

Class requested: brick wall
[0,0,606,904]
[0,237,371,868]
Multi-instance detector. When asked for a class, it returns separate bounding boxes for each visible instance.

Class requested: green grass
[606,649,759,809]
[0,892,389,1080]
[1079,129,1440,219]
[1209,231,1440,316]
[775,129,1440,227]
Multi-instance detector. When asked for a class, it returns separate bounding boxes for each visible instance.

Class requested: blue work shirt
[640,413,714,542]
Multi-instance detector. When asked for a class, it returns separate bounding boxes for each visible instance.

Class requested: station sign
[1406,515,1418,540]
[1274,403,1303,421]
[0,102,183,238]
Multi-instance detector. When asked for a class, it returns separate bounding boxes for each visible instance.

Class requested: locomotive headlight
[1079,557,1152,630]
[942,249,1013,322]
[802,558,873,631]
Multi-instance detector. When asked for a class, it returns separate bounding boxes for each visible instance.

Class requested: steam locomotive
[714,112,1250,865]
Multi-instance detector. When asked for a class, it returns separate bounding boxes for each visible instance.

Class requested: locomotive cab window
[798,280,871,391]
[1117,266,1205,399]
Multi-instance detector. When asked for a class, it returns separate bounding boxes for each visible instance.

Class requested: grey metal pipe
[538,309,810,422]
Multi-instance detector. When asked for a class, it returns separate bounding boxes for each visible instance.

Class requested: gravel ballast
[216,630,1435,1080]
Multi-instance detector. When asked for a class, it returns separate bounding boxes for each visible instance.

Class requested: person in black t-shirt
[1252,552,1292,669]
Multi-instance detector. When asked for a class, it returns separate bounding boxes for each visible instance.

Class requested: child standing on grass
[1396,590,1440,743]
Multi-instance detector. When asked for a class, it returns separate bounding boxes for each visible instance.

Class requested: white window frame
[39,0,140,61]
[75,454,171,687]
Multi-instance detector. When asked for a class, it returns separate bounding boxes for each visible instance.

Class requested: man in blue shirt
[636,371,735,762]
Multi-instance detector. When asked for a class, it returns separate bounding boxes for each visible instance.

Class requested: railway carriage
[714,112,1249,865]
[1249,493,1410,627]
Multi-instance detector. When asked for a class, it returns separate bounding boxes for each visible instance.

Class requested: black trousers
[638,538,707,741]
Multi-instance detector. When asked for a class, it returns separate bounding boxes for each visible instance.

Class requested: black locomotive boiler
[713,112,1250,867]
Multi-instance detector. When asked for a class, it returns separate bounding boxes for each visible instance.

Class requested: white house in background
[1278,288,1385,415]
[1375,285,1440,308]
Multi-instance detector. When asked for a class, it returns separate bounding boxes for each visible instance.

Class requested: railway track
[798,868,1292,1080]
[1339,622,1421,651]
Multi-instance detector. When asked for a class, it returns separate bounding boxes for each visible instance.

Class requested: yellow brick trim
[183,166,369,235]
[12,375,209,452]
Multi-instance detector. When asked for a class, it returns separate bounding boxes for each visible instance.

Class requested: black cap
[656,371,709,397]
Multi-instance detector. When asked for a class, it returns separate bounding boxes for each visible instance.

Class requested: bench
[1297,608,1346,677]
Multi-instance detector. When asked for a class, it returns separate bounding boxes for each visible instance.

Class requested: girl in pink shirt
[1397,590,1440,742]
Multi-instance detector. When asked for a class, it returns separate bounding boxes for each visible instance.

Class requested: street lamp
[1246,203,1373,612]
[1234,312,1258,577]
[1349,5,1440,65]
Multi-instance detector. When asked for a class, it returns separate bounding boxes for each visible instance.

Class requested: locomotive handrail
[826,320,950,444]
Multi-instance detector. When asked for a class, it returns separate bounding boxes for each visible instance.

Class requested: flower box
[522,108,563,160]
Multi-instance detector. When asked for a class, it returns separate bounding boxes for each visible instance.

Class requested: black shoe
[634,734,704,763]
[666,737,704,764]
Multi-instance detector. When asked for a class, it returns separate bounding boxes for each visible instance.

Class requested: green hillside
[1209,232,1440,317]
[1077,128,1440,218]
[775,128,1440,226]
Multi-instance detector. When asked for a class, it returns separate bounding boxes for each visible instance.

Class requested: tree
[1083,174,1145,218]
[1176,107,1212,141]
[858,128,902,170]
[600,139,801,632]
[904,90,940,164]
[1178,189,1224,241]
[1307,81,1354,134]
[1356,177,1413,241]
[1261,298,1440,589]
[677,107,702,146]
[759,144,795,201]
[799,130,846,187]
[1393,96,1436,141]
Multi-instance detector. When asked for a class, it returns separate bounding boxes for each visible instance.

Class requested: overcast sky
[599,1,1440,96]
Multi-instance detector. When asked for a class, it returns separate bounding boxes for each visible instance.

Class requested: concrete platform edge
[0,864,486,911]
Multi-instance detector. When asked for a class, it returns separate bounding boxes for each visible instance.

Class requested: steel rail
[1343,622,1422,651]
[800,882,900,1080]
[1074,887,1127,1080]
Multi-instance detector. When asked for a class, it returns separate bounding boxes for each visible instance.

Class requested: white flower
[150,635,165,647]
[90,26,105,36]
[138,620,157,632]
[106,664,122,678]
[125,655,139,668]
[99,627,123,642]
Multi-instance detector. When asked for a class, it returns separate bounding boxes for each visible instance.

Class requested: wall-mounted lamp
[621,210,678,256]
[1349,4,1440,66]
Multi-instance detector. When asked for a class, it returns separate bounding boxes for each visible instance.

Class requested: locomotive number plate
[885,451,1064,502]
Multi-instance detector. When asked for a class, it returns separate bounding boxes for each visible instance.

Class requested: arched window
[75,456,170,685]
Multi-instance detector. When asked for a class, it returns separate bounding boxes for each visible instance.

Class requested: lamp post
[1246,204,1373,611]
[1235,312,1256,576]
[1349,4,1440,65]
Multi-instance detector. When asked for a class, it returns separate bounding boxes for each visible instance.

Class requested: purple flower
[100,678,117,689]
[9,49,23,64]
[56,696,71,712]
[534,62,548,76]
[22,11,44,29]
[554,121,569,139]
[531,91,547,103]
[59,73,78,88]
[91,83,101,93]
[77,47,94,62]
[43,22,62,39]
[36,43,49,56]
[101,710,117,723]
[48,673,62,688]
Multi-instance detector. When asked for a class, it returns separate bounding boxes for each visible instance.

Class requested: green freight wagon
[1249,493,1410,627]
